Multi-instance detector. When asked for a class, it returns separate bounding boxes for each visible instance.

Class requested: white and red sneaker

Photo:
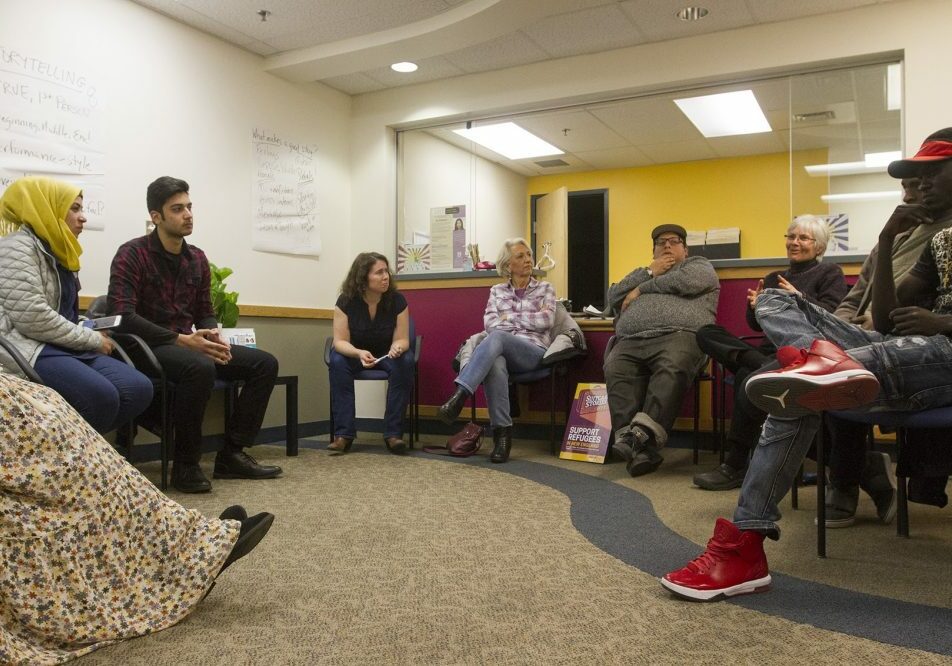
[661,518,771,601]
[745,339,880,417]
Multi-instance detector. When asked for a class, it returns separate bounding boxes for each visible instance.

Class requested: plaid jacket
[106,232,216,346]
[483,278,556,348]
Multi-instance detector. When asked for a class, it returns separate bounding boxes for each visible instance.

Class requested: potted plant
[209,262,239,328]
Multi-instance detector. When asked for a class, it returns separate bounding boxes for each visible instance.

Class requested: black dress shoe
[219,505,248,521]
[172,463,212,493]
[438,387,470,425]
[213,448,282,479]
[219,512,275,574]
[490,426,512,463]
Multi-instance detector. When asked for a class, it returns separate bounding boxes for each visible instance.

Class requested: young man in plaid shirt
[107,176,282,493]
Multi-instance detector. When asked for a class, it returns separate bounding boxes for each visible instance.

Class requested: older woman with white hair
[692,215,848,491]
[438,237,556,463]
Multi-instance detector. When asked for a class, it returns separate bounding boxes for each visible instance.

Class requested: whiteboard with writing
[0,45,106,230]
[251,127,320,256]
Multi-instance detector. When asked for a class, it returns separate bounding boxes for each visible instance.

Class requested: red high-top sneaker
[661,518,771,601]
[745,339,880,417]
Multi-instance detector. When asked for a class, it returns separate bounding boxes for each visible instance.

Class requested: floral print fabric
[0,373,238,664]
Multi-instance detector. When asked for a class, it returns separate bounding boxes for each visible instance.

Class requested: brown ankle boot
[328,437,353,455]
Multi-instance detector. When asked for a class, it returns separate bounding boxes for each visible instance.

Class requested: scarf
[0,177,83,271]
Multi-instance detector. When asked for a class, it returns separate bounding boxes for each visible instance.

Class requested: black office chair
[811,407,952,557]
[323,316,423,446]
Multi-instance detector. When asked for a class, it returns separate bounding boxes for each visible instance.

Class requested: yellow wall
[527,150,828,282]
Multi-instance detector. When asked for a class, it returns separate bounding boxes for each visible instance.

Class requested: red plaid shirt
[106,232,216,346]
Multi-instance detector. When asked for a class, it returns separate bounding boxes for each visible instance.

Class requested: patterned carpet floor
[81,436,952,664]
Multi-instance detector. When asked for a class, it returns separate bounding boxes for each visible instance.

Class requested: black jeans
[151,344,278,464]
[695,324,772,470]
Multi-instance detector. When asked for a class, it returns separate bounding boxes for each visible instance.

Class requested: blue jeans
[734,290,952,537]
[328,350,413,439]
[34,347,154,434]
[455,331,546,428]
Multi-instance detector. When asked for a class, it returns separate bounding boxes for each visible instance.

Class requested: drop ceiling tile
[620,0,755,41]
[638,139,718,164]
[443,33,551,74]
[133,1,264,50]
[517,110,629,152]
[743,0,879,24]
[180,0,450,47]
[590,96,698,144]
[574,146,655,170]
[358,57,466,89]
[708,132,788,158]
[522,5,645,59]
[320,72,389,95]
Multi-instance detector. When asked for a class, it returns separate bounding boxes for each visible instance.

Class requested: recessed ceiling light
[391,62,418,73]
[453,122,563,160]
[676,6,709,21]
[674,90,771,138]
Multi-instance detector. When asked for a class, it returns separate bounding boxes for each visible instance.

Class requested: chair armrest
[323,337,333,366]
[413,335,422,364]
[0,335,43,383]
[113,333,165,381]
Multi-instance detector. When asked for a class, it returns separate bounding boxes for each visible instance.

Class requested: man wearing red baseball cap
[661,128,952,601]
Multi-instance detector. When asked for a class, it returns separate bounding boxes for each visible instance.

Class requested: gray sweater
[608,255,719,338]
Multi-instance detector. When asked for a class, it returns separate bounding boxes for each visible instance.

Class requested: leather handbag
[424,422,483,457]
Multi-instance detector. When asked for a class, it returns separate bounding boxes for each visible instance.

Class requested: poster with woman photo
[430,205,467,270]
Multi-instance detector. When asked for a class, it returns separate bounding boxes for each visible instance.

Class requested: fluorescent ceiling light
[453,122,563,160]
[805,151,902,176]
[391,61,418,73]
[887,63,902,111]
[864,150,901,168]
[673,90,771,138]
[821,190,901,203]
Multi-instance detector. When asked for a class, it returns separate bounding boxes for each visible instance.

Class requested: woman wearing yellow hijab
[0,177,153,432]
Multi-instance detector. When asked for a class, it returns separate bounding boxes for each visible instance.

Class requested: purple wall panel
[402,273,858,415]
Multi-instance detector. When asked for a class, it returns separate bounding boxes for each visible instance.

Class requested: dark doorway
[567,189,607,311]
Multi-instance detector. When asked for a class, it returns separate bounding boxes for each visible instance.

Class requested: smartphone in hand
[83,315,122,330]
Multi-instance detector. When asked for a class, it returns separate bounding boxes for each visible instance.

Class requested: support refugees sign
[560,383,612,464]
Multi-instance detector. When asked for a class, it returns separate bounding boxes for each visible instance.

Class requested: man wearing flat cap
[604,223,719,477]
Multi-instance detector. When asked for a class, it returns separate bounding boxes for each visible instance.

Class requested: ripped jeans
[733,290,952,537]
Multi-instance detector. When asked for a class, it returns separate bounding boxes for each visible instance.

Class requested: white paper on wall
[251,127,320,256]
[0,45,106,229]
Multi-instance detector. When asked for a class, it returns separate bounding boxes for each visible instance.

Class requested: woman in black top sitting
[693,215,848,491]
[328,252,412,454]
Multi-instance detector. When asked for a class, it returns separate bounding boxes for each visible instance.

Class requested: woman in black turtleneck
[693,215,848,491]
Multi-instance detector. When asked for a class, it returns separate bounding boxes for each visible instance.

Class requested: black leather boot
[438,386,470,425]
[490,426,512,463]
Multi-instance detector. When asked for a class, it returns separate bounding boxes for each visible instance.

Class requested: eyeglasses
[784,234,815,243]
[654,237,684,248]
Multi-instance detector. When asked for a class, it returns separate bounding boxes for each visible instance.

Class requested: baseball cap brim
[888,140,952,178]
